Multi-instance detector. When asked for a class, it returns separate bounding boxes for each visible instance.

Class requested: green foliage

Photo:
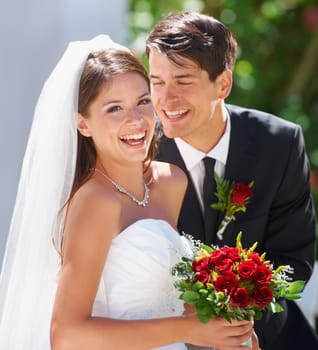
[172,233,304,324]
[267,301,284,314]
[278,280,306,299]
[211,173,232,212]
[129,0,318,257]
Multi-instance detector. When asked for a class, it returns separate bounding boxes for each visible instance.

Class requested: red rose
[214,258,234,272]
[253,265,273,287]
[194,270,211,285]
[230,287,251,308]
[192,257,209,272]
[231,183,252,206]
[238,260,257,280]
[208,250,226,266]
[222,247,241,262]
[214,271,238,292]
[250,252,262,265]
[253,287,273,308]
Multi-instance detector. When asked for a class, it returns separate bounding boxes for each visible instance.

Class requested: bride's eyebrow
[138,92,151,98]
[103,99,122,106]
[103,92,150,106]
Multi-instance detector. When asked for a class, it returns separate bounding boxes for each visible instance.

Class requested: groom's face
[148,49,222,147]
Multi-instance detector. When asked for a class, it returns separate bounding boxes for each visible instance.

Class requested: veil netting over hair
[0,34,129,349]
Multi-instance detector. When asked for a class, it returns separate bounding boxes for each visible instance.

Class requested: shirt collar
[175,110,231,171]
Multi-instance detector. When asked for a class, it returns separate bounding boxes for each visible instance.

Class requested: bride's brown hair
[71,49,157,198]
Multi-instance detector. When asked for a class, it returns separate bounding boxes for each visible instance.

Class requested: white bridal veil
[0,34,128,349]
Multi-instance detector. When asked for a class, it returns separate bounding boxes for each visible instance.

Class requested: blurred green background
[128,0,318,257]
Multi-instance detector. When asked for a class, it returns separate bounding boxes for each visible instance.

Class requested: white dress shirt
[175,113,231,211]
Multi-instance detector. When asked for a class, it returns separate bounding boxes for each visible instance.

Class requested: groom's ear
[77,113,91,137]
[216,69,232,99]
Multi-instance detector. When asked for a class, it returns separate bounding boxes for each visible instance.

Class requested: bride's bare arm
[50,183,254,350]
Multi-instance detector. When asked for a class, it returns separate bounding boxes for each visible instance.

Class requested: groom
[146,11,318,350]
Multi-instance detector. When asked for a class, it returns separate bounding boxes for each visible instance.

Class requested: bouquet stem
[241,335,252,348]
[216,215,232,240]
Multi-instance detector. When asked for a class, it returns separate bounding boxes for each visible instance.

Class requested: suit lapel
[156,136,206,241]
[218,106,257,235]
[225,106,257,182]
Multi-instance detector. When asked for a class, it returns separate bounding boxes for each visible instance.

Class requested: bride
[0,35,256,349]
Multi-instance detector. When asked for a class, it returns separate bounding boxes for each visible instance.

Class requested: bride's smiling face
[78,72,155,164]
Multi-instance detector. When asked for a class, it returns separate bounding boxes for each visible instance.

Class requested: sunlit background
[1,0,317,333]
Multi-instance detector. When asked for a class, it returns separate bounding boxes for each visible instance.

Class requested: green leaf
[267,301,284,314]
[193,281,205,292]
[200,244,213,253]
[285,281,305,294]
[181,291,200,305]
[211,202,225,211]
[196,300,214,323]
[248,180,254,188]
[197,312,212,324]
[236,231,243,245]
[221,312,232,323]
[178,279,192,290]
[246,241,258,255]
[198,288,209,296]
[285,294,303,300]
[254,309,263,320]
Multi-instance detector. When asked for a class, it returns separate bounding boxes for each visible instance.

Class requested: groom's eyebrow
[149,73,196,79]
[149,74,161,79]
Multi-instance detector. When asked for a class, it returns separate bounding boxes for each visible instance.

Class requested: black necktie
[202,157,218,243]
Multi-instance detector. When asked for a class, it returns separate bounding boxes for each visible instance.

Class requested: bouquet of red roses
[172,232,305,323]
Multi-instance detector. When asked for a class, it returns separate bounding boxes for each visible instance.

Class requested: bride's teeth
[120,132,145,141]
[165,110,187,117]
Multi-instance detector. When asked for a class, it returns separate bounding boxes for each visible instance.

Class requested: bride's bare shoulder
[67,177,122,228]
[150,160,187,187]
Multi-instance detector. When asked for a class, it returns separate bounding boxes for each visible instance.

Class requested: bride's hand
[251,331,261,350]
[215,330,260,350]
[185,314,254,349]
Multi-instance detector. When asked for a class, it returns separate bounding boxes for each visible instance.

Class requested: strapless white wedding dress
[92,219,192,350]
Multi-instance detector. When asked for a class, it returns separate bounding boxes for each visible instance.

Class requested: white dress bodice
[92,219,192,350]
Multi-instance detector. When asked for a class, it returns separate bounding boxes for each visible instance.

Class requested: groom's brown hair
[146,11,237,81]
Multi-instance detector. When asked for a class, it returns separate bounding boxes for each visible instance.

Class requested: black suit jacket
[157,104,317,349]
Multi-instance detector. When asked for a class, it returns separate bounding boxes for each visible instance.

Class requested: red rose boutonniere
[211,173,254,240]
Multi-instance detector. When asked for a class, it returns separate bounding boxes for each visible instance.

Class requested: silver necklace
[93,168,150,207]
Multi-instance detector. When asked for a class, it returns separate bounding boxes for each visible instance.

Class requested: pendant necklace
[93,168,150,207]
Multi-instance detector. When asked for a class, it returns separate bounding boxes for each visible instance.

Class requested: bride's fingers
[218,331,260,350]
[251,331,261,350]
[212,330,253,348]
[221,320,254,337]
[215,346,253,350]
[224,319,253,328]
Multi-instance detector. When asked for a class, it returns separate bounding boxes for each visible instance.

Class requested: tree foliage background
[128,0,318,255]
